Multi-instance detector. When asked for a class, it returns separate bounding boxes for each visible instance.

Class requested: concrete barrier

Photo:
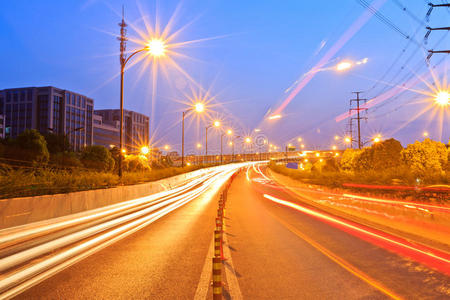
[0,167,215,229]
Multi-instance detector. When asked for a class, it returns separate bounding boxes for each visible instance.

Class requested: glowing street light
[147,38,167,57]
[121,149,127,154]
[268,114,282,120]
[297,137,303,142]
[164,145,170,151]
[194,102,205,113]
[423,131,429,137]
[245,137,251,143]
[227,129,233,135]
[140,146,150,155]
[435,90,449,107]
[334,135,340,140]
[332,145,337,150]
[344,136,351,143]
[182,103,205,167]
[300,144,305,149]
[373,136,382,143]
[214,120,221,127]
[336,61,352,71]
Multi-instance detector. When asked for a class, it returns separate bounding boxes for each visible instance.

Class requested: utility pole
[345,110,353,149]
[118,6,127,178]
[350,92,367,149]
[425,3,450,60]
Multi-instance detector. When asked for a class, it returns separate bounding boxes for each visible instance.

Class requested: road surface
[8,164,450,299]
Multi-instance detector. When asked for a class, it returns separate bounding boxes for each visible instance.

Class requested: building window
[27,89,33,101]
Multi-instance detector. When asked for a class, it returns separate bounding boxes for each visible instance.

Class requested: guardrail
[211,169,238,300]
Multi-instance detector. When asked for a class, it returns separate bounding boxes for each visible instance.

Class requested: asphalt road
[14,174,223,300]
[222,165,450,299]
[14,164,450,299]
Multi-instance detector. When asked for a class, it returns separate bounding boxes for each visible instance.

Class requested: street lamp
[220,129,232,164]
[205,120,220,164]
[434,90,449,107]
[117,21,167,177]
[181,102,204,167]
[140,146,150,155]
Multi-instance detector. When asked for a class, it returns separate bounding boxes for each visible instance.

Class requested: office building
[0,86,94,151]
[93,113,120,149]
[94,109,149,152]
[0,115,4,139]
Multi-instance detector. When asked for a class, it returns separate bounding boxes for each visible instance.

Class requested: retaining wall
[0,168,214,229]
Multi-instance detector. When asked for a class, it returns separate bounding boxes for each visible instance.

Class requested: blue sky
[1,0,449,154]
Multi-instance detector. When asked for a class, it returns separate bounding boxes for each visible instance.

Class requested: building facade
[0,86,94,151]
[93,113,120,149]
[94,109,149,152]
[0,115,4,139]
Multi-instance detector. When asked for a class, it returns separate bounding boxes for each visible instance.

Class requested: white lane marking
[193,235,214,300]
[222,231,243,300]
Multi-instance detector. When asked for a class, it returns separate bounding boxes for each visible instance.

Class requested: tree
[80,145,115,172]
[4,129,49,164]
[401,139,448,177]
[44,133,71,154]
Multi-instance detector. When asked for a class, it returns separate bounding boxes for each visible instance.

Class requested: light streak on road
[0,163,248,298]
[343,193,450,213]
[263,194,450,275]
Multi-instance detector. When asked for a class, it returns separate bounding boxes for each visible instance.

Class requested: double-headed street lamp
[205,120,220,164]
[182,103,204,167]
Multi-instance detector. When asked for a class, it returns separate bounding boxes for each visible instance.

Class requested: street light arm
[123,48,148,68]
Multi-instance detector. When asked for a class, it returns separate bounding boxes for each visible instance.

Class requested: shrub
[123,155,151,172]
[81,145,115,172]
[355,138,403,172]
[50,151,82,168]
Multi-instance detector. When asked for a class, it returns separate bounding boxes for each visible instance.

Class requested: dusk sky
[1,0,449,154]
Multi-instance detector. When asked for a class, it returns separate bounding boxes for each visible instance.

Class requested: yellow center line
[268,211,403,300]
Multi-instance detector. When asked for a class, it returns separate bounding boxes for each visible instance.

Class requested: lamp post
[244,137,251,161]
[117,12,167,178]
[220,129,232,164]
[181,103,204,167]
[205,120,220,164]
[230,135,241,162]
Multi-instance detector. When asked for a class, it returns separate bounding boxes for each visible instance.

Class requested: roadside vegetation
[0,129,208,199]
[269,138,450,201]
